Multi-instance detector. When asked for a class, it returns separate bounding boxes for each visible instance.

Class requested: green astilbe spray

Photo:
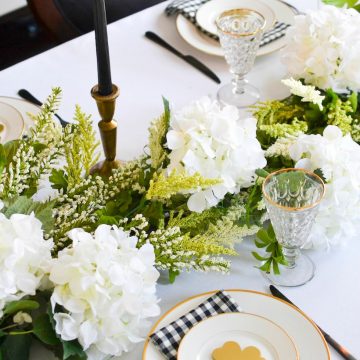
[146,169,221,201]
[148,97,170,170]
[63,106,100,189]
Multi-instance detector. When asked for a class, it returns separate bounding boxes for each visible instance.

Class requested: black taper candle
[93,0,113,96]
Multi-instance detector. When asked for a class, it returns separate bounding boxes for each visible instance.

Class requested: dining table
[0,0,359,358]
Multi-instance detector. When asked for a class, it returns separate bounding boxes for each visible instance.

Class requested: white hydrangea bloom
[281,78,325,110]
[289,125,360,248]
[282,6,360,92]
[166,97,266,212]
[0,212,53,317]
[50,225,160,360]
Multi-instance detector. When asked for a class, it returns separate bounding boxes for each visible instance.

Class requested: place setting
[166,0,297,57]
[0,0,359,359]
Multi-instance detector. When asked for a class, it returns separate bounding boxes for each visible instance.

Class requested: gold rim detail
[216,9,266,37]
[262,168,326,212]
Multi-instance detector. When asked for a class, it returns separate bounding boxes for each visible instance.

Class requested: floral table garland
[0,4,360,360]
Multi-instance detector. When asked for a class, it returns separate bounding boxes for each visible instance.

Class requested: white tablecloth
[0,0,359,358]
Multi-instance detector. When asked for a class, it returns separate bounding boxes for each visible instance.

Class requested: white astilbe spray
[166,97,266,212]
[51,159,147,249]
[289,125,360,248]
[0,88,63,198]
[50,225,160,360]
[282,78,325,110]
[0,212,53,317]
[282,6,360,92]
[265,134,299,159]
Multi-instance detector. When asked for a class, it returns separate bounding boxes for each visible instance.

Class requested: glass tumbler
[262,168,325,287]
[216,9,265,108]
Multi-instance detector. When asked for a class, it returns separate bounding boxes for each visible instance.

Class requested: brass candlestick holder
[90,84,121,177]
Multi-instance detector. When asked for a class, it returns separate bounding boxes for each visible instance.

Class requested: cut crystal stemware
[262,168,325,287]
[216,9,265,107]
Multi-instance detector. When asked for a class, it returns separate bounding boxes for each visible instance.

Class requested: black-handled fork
[18,89,69,128]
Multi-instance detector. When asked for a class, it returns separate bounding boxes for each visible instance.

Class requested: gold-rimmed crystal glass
[262,168,325,287]
[216,9,265,108]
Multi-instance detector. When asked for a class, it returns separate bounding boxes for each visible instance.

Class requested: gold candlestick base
[90,84,120,177]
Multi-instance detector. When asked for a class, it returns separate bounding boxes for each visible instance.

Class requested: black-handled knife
[269,285,358,360]
[18,89,69,128]
[145,31,221,84]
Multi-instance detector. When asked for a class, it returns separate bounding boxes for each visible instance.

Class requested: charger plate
[142,289,330,360]
[176,0,296,57]
[0,101,24,143]
[178,312,298,360]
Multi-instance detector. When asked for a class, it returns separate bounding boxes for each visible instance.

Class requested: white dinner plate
[196,0,276,36]
[176,0,296,57]
[0,96,41,134]
[0,101,25,143]
[177,312,298,360]
[142,289,330,360]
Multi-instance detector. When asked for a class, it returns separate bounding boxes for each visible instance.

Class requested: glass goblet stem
[282,247,300,269]
[232,74,247,95]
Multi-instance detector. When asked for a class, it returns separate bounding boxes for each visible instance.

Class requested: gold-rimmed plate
[176,0,296,57]
[142,289,330,360]
[0,96,41,134]
[0,101,25,143]
[178,312,298,360]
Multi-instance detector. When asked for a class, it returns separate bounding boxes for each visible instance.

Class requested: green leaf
[322,0,359,8]
[3,140,21,166]
[3,197,55,233]
[3,300,39,316]
[32,142,47,154]
[272,260,280,275]
[169,269,180,284]
[253,224,287,275]
[265,243,275,252]
[348,92,358,112]
[256,228,272,243]
[255,168,269,178]
[142,201,164,228]
[97,215,119,225]
[3,196,33,217]
[252,252,268,261]
[62,340,86,360]
[259,260,271,273]
[254,240,267,248]
[267,223,275,240]
[0,144,6,177]
[0,334,32,360]
[50,169,68,191]
[162,96,170,126]
[33,314,61,346]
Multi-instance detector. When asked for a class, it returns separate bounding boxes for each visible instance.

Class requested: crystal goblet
[262,168,325,287]
[216,9,265,108]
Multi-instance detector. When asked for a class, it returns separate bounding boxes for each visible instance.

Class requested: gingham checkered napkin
[165,0,291,47]
[149,290,241,360]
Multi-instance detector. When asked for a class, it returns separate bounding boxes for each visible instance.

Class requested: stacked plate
[176,0,297,57]
[143,289,330,360]
[0,96,40,143]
